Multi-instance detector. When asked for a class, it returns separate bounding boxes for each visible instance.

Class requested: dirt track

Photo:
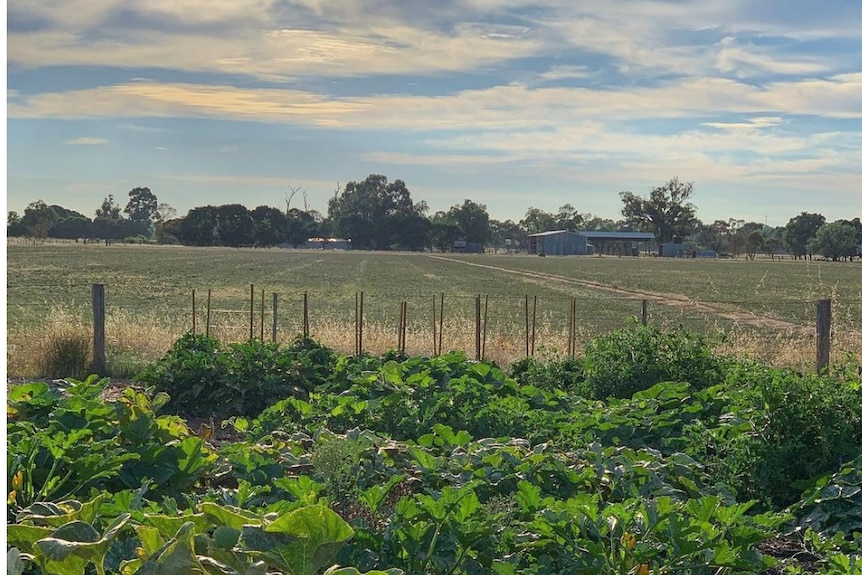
[429,256,813,334]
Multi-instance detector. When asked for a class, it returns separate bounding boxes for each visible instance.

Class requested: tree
[520,207,558,235]
[619,177,698,243]
[179,206,219,246]
[745,230,763,260]
[215,204,254,247]
[783,212,825,260]
[807,222,860,261]
[95,195,122,220]
[429,212,462,252]
[250,205,287,247]
[21,200,58,240]
[285,208,318,248]
[327,174,427,250]
[555,203,586,231]
[7,212,27,237]
[447,199,491,247]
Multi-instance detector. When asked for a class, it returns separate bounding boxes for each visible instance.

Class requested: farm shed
[579,231,656,256]
[527,230,589,255]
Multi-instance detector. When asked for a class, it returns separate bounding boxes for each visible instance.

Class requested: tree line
[7,175,862,261]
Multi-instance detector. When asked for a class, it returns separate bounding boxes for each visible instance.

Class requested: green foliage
[135,333,336,418]
[792,456,862,537]
[724,363,862,508]
[10,327,862,575]
[7,376,215,514]
[583,324,724,399]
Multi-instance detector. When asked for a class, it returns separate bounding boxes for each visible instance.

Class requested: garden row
[7,326,862,574]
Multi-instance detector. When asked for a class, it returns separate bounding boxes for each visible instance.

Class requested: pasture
[6,243,861,376]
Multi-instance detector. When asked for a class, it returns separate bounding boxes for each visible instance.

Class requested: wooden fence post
[92,284,106,375]
[531,295,537,356]
[359,291,364,354]
[272,293,279,342]
[475,294,482,360]
[260,289,265,340]
[432,294,438,355]
[191,289,196,335]
[303,292,309,339]
[524,295,530,357]
[816,299,832,374]
[641,300,648,326]
[482,295,489,361]
[438,293,444,354]
[249,284,254,340]
[568,296,576,357]
[206,289,212,338]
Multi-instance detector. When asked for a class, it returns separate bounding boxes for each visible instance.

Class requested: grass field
[7,243,862,377]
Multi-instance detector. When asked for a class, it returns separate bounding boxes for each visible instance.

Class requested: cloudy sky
[7,0,862,226]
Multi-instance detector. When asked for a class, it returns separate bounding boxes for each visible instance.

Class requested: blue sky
[6,0,862,226]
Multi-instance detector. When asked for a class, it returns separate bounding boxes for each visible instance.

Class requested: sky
[6,0,862,226]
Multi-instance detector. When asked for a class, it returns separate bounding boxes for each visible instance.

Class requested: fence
[73,284,853,374]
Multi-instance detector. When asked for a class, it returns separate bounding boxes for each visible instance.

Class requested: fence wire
[8,284,860,376]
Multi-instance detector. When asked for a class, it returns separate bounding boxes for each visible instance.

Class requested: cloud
[10,72,862,130]
[62,136,108,145]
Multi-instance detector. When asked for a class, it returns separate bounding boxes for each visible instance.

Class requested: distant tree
[555,203,586,231]
[95,195,123,220]
[520,207,558,234]
[581,216,618,232]
[250,205,286,247]
[620,177,698,243]
[285,208,318,247]
[155,202,177,223]
[216,204,254,247]
[156,218,183,244]
[180,206,219,246]
[784,212,826,260]
[7,211,27,237]
[21,200,59,240]
[50,217,92,239]
[745,230,764,260]
[328,174,426,250]
[124,187,159,237]
[807,222,860,261]
[447,199,491,246]
[429,212,462,252]
[489,219,526,253]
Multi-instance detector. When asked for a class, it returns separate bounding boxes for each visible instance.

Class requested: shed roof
[527,230,655,241]
[578,231,655,241]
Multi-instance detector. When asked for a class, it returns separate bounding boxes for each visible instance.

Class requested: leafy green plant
[136,333,337,418]
[792,456,862,537]
[583,324,725,399]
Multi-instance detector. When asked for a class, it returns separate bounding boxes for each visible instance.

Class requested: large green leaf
[33,514,130,575]
[130,522,208,575]
[200,503,260,530]
[242,505,354,575]
[143,513,213,539]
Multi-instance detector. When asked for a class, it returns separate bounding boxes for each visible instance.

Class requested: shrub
[583,325,724,399]
[509,356,590,396]
[40,331,91,379]
[135,333,337,418]
[723,362,862,509]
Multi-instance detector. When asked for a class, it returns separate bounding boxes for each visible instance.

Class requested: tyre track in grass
[428,255,813,334]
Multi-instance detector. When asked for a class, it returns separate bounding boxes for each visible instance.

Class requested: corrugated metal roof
[579,231,655,240]
[527,230,655,240]
[526,230,578,237]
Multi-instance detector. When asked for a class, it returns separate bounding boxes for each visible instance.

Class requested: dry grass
[8,303,859,378]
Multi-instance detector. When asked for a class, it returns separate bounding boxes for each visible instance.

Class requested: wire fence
[7,282,861,377]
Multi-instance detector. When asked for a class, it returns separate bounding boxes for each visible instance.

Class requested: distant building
[303,237,352,250]
[527,230,655,256]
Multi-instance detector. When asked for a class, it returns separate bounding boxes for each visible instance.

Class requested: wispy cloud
[62,136,107,145]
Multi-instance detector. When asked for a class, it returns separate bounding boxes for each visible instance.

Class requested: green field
[7,243,862,376]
